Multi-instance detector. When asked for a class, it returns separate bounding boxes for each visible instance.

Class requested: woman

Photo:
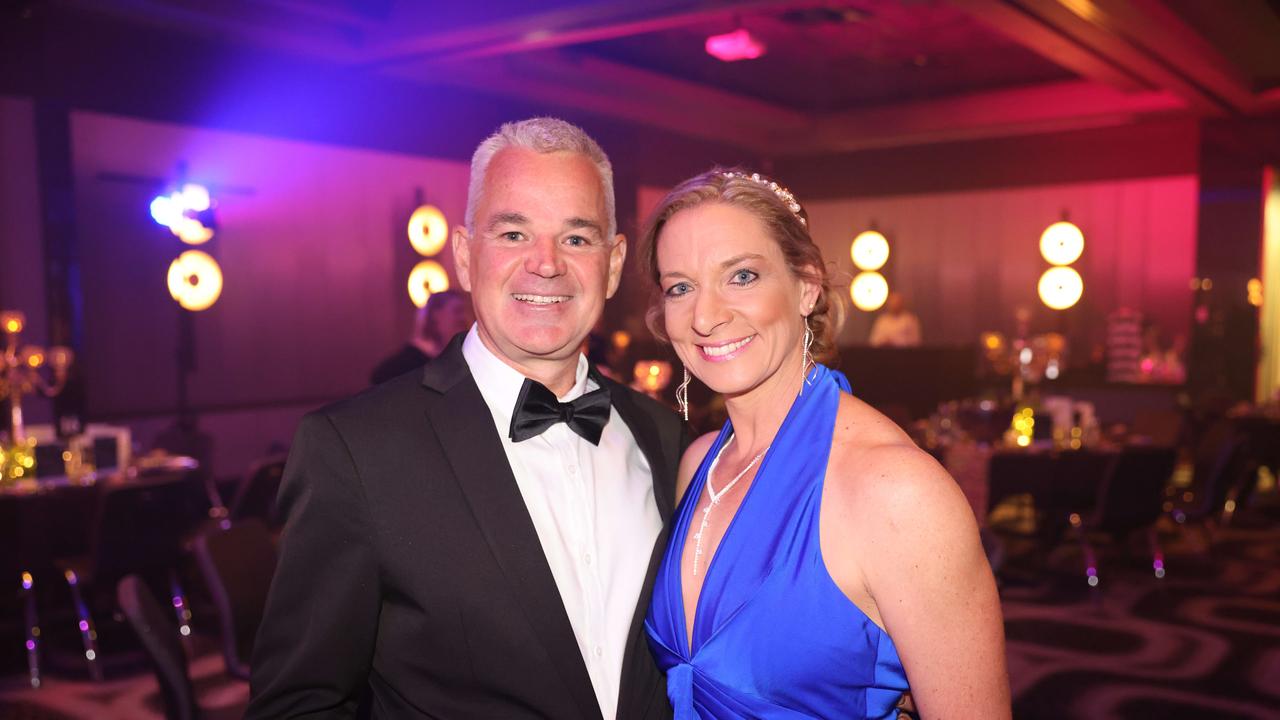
[641,170,1009,718]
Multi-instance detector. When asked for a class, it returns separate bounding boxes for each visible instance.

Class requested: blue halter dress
[645,365,910,719]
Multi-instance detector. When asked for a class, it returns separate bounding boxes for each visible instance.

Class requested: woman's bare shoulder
[825,395,964,531]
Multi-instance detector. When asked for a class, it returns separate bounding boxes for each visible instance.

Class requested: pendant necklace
[692,435,766,577]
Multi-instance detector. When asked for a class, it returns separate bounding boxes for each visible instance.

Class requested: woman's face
[656,202,818,399]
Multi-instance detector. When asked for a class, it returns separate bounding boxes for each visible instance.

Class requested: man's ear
[605,233,627,299]
[453,226,473,292]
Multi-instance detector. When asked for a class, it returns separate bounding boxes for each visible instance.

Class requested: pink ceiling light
[705,28,766,62]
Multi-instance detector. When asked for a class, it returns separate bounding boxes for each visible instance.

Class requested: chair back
[1132,409,1184,447]
[1189,434,1252,520]
[192,519,277,680]
[116,574,199,720]
[88,471,209,584]
[1092,445,1176,533]
[229,455,287,527]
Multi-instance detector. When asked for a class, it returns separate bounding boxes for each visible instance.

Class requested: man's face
[453,147,625,374]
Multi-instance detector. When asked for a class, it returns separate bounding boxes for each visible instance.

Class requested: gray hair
[465,117,617,239]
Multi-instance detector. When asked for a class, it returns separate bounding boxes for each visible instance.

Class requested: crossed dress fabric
[645,364,911,719]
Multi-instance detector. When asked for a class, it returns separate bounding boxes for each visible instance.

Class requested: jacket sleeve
[246,411,381,718]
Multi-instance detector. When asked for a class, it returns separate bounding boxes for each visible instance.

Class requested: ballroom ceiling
[39,0,1280,154]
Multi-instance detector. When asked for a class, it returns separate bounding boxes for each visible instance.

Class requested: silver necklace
[692,436,766,577]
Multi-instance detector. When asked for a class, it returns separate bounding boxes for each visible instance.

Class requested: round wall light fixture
[167,250,224,311]
[851,230,889,271]
[1039,220,1084,266]
[407,259,451,308]
[850,271,889,312]
[408,204,449,257]
[1038,266,1083,310]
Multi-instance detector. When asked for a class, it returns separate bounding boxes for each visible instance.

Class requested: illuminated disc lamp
[1040,221,1084,266]
[408,205,449,257]
[851,230,889,271]
[850,271,889,312]
[1038,266,1083,310]
[167,250,224,311]
[407,259,450,308]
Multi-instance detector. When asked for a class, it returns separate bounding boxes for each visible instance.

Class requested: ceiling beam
[947,0,1148,93]
[1067,0,1257,112]
[356,0,851,67]
[386,50,812,153]
[781,79,1184,154]
[1004,0,1231,113]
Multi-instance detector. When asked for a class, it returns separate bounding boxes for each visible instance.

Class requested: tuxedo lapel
[607,382,678,719]
[421,341,602,720]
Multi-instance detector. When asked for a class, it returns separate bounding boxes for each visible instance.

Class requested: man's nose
[525,235,565,278]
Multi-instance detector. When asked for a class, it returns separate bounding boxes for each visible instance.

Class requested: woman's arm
[827,440,1010,718]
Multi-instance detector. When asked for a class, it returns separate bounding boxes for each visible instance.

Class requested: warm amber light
[1038,266,1083,310]
[408,205,449,257]
[25,352,44,368]
[1040,221,1084,266]
[407,260,450,308]
[1248,277,1263,307]
[632,360,672,392]
[851,230,889,271]
[172,216,214,245]
[850,271,889,312]
[1,311,25,334]
[611,330,631,350]
[167,250,224,311]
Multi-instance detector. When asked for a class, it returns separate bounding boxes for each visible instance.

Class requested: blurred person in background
[369,289,472,385]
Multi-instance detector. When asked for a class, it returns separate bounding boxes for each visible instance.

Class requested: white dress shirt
[462,326,662,719]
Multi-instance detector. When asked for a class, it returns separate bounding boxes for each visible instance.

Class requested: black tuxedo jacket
[247,338,682,719]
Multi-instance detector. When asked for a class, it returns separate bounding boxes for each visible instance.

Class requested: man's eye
[565,235,590,247]
[731,269,759,285]
[501,231,523,242]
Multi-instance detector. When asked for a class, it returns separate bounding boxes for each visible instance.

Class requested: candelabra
[1,311,74,482]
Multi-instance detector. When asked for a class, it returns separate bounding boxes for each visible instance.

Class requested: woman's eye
[664,282,692,297]
[731,269,759,285]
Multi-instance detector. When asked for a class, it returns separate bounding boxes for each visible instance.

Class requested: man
[369,289,473,385]
[869,291,922,347]
[248,118,682,719]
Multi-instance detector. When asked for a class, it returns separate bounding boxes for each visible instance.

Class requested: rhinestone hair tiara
[720,171,806,226]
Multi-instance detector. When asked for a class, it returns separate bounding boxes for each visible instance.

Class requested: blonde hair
[640,168,844,361]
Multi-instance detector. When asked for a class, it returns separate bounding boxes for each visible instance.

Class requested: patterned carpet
[2,525,1278,719]
[1001,522,1280,719]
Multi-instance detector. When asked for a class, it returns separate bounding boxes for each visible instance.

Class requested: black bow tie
[509,375,611,445]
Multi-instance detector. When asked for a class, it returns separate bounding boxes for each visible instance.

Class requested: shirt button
[567,465,577,476]
[593,645,603,658]
[584,553,593,566]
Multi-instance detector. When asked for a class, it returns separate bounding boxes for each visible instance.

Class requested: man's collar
[461,324,592,423]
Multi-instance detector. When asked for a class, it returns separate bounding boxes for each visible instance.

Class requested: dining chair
[116,574,199,720]
[191,518,277,680]
[228,454,287,528]
[1075,445,1177,586]
[57,471,209,680]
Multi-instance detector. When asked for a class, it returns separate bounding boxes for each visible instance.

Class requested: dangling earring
[676,366,691,422]
[799,314,815,395]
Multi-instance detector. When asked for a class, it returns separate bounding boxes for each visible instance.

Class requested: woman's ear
[798,267,822,314]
